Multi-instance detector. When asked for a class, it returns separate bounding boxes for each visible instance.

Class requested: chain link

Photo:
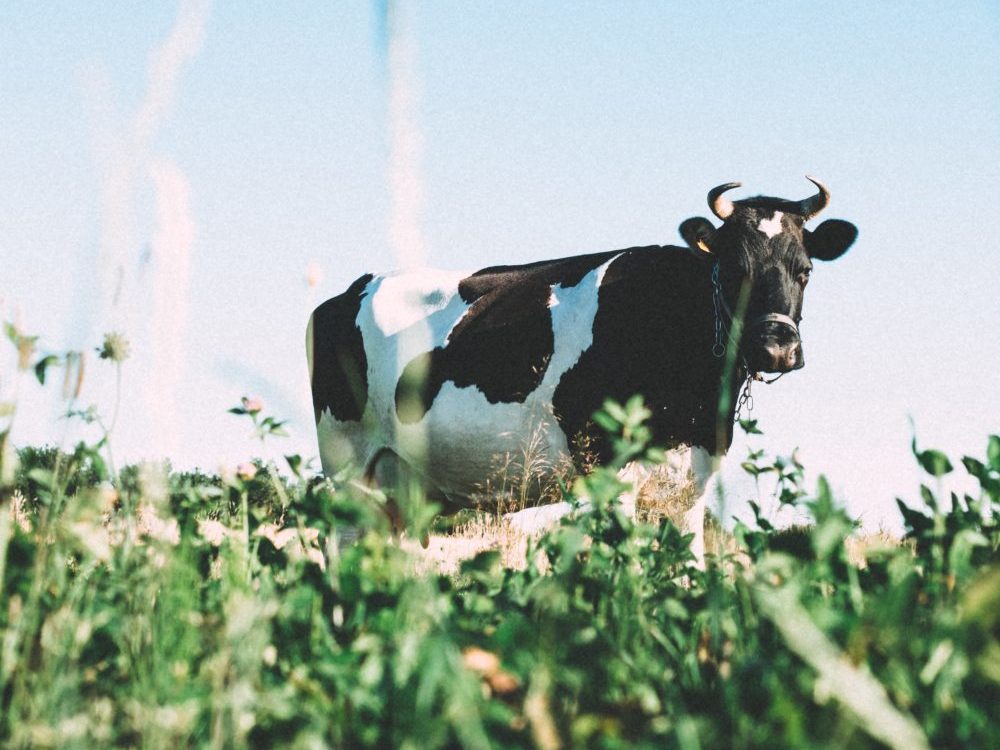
[734,373,754,423]
[711,263,726,357]
[712,261,767,423]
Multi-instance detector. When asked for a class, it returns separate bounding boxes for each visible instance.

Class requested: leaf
[988,435,1000,472]
[285,453,303,477]
[591,410,617,434]
[28,467,55,491]
[962,456,986,482]
[739,418,763,435]
[34,354,60,385]
[911,435,953,477]
[896,498,932,537]
[602,399,628,423]
[919,484,938,512]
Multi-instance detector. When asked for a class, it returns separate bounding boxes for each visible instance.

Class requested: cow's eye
[797,271,810,287]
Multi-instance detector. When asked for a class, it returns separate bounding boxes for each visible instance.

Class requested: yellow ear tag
[696,239,712,254]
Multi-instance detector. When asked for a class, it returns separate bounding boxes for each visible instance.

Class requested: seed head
[97,332,131,363]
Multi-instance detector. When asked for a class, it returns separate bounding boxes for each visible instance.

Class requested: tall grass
[2,324,999,748]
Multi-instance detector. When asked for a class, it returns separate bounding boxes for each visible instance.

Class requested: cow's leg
[363,448,433,547]
[334,448,409,550]
[681,446,716,569]
[617,461,653,517]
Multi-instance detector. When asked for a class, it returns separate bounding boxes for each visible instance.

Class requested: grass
[2,324,999,748]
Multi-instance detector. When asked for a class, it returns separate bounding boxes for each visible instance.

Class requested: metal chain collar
[711,261,790,423]
[710,262,733,358]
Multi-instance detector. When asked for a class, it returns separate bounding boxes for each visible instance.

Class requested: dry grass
[405,513,537,576]
[407,475,904,576]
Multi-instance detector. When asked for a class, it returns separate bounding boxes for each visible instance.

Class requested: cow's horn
[799,175,830,219]
[708,182,741,220]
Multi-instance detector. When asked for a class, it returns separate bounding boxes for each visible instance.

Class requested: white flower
[236,462,257,481]
[198,519,233,547]
[137,505,180,546]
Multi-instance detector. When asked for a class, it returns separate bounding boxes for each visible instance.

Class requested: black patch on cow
[552,248,744,466]
[309,273,373,423]
[395,249,630,423]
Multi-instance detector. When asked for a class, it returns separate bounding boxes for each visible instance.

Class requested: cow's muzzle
[748,313,804,373]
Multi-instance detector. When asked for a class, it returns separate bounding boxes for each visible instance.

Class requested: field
[2,327,999,749]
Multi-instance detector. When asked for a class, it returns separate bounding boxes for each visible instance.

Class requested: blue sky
[2,1,998,531]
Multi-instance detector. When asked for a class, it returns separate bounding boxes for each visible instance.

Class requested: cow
[307,177,857,563]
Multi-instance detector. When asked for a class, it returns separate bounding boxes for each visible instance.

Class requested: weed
[1,324,998,748]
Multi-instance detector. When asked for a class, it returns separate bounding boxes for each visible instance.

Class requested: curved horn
[798,175,830,219]
[707,182,742,220]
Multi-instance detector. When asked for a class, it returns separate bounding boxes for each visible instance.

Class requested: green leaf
[739,418,763,435]
[912,436,953,477]
[27,467,55,491]
[988,435,1000,472]
[285,453,303,477]
[917,449,953,477]
[591,410,617,434]
[896,498,931,536]
[919,484,939,512]
[34,354,60,385]
[962,456,986,481]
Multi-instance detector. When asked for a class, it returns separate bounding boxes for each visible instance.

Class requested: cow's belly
[317,387,571,507]
[404,382,573,504]
[317,256,618,508]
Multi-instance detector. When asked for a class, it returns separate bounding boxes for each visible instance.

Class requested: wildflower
[97,332,131,363]
[241,396,263,414]
[462,647,519,695]
[68,521,112,561]
[94,482,118,514]
[137,504,180,546]
[462,647,500,674]
[306,260,323,289]
[236,462,258,481]
[198,519,232,546]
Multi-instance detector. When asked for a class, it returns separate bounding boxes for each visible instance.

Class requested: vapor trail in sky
[84,0,210,456]
[386,1,426,269]
[147,159,195,459]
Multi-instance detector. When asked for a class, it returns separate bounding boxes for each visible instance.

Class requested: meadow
[1,324,998,749]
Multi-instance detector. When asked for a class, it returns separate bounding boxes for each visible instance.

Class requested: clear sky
[2,1,998,532]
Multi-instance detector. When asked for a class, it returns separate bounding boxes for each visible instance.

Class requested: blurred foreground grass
[1,326,998,749]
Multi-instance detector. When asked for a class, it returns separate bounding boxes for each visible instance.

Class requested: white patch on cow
[548,288,559,308]
[757,211,784,239]
[369,269,469,337]
[330,258,619,503]
[596,252,623,287]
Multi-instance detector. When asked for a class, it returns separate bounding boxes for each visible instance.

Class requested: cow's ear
[679,217,716,254]
[805,219,858,261]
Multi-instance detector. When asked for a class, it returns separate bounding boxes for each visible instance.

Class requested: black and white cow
[307,178,857,562]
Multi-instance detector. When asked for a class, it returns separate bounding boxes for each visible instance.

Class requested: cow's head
[679,177,857,373]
